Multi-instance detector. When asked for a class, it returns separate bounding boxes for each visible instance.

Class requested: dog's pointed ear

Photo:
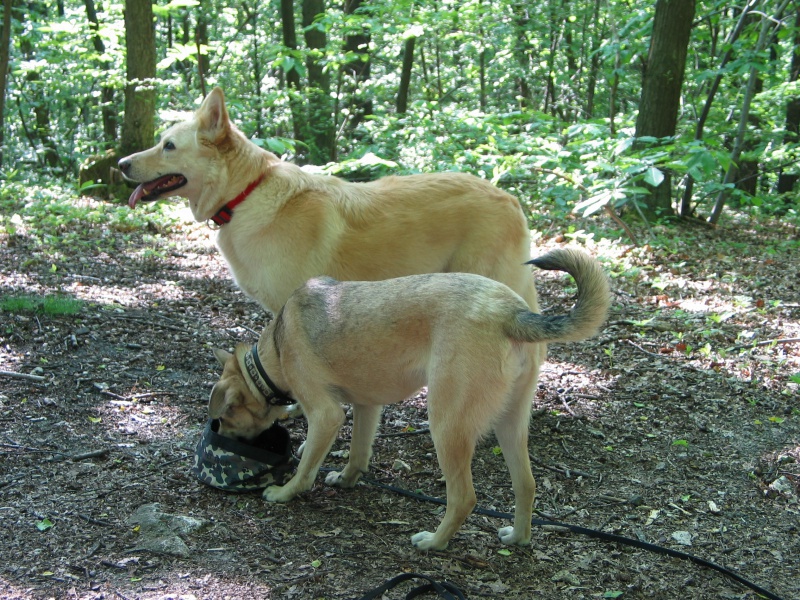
[212,348,232,367]
[209,382,239,419]
[197,87,229,138]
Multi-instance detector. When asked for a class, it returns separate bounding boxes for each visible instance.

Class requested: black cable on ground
[361,476,786,600]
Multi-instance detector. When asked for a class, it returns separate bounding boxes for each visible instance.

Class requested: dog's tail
[507,249,611,343]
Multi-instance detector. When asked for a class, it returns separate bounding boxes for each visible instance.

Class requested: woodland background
[0,2,799,599]
[0,0,798,223]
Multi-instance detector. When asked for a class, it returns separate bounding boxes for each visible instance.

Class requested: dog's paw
[324,468,362,488]
[411,531,448,551]
[324,471,343,486]
[284,403,304,419]
[498,526,531,546]
[263,485,295,503]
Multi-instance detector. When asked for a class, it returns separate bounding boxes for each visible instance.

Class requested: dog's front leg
[325,404,382,488]
[264,402,345,503]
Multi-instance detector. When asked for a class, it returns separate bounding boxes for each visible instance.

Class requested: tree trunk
[397,36,415,114]
[585,0,602,118]
[0,0,12,168]
[634,0,695,220]
[195,14,209,98]
[84,0,117,148]
[679,0,757,217]
[343,0,372,129]
[777,6,800,196]
[279,0,304,147]
[511,2,532,109]
[710,0,792,224]
[303,0,334,164]
[18,2,59,168]
[121,0,156,156]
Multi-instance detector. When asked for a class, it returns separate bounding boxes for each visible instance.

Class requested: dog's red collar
[210,174,265,226]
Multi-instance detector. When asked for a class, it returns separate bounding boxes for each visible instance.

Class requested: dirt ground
[1,200,798,600]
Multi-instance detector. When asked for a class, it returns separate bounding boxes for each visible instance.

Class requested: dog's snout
[118,158,131,174]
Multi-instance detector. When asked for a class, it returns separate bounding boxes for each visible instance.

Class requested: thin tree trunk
[303,0,334,164]
[397,36,415,114]
[343,0,372,129]
[511,2,532,109]
[84,0,116,147]
[18,2,59,168]
[279,0,304,147]
[710,0,792,224]
[248,5,261,137]
[777,6,800,196]
[585,0,602,118]
[679,0,758,217]
[196,14,208,97]
[0,0,12,168]
[121,0,156,156]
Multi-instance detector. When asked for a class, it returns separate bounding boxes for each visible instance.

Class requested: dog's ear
[212,348,232,367]
[197,87,229,139]
[209,381,239,419]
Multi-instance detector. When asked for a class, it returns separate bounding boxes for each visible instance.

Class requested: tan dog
[118,87,539,319]
[210,249,610,551]
[119,88,553,474]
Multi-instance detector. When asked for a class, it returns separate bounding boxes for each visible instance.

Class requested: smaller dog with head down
[210,248,609,551]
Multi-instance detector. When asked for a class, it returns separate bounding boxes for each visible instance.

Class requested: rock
[551,570,580,585]
[128,503,208,557]
[769,476,795,496]
[392,459,411,472]
[671,530,693,546]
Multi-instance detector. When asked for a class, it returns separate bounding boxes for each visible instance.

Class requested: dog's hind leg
[410,384,484,551]
[494,349,542,546]
[325,404,383,488]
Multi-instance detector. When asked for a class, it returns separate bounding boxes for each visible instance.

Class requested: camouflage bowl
[192,419,296,492]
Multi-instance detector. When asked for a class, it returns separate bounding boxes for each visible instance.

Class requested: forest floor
[0,194,798,600]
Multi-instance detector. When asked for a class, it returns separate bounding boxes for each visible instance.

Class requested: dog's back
[276,250,608,404]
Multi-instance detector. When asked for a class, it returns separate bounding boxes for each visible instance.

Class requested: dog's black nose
[118,158,131,174]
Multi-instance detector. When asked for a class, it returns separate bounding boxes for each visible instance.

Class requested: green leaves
[36,518,54,532]
[643,167,664,187]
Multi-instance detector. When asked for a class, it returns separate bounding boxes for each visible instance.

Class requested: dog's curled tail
[508,249,611,344]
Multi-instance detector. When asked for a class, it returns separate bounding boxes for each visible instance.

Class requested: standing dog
[210,249,610,550]
[119,88,554,472]
[118,88,539,319]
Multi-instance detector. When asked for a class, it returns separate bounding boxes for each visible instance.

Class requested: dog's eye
[163,141,176,151]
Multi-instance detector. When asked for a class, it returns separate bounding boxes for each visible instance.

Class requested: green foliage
[0,176,184,255]
[1,0,799,224]
[0,294,84,316]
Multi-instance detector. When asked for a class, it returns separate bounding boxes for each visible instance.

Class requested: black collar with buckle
[243,344,295,406]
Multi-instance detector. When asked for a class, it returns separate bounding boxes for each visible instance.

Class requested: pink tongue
[128,184,147,208]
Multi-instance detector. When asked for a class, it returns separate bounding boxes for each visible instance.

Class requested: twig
[77,513,111,526]
[0,442,69,457]
[273,570,332,592]
[624,339,707,374]
[733,337,800,350]
[376,428,430,438]
[0,370,46,382]
[607,319,675,332]
[69,449,110,461]
[530,454,595,479]
[623,339,664,359]
[101,390,175,402]
[560,396,576,417]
